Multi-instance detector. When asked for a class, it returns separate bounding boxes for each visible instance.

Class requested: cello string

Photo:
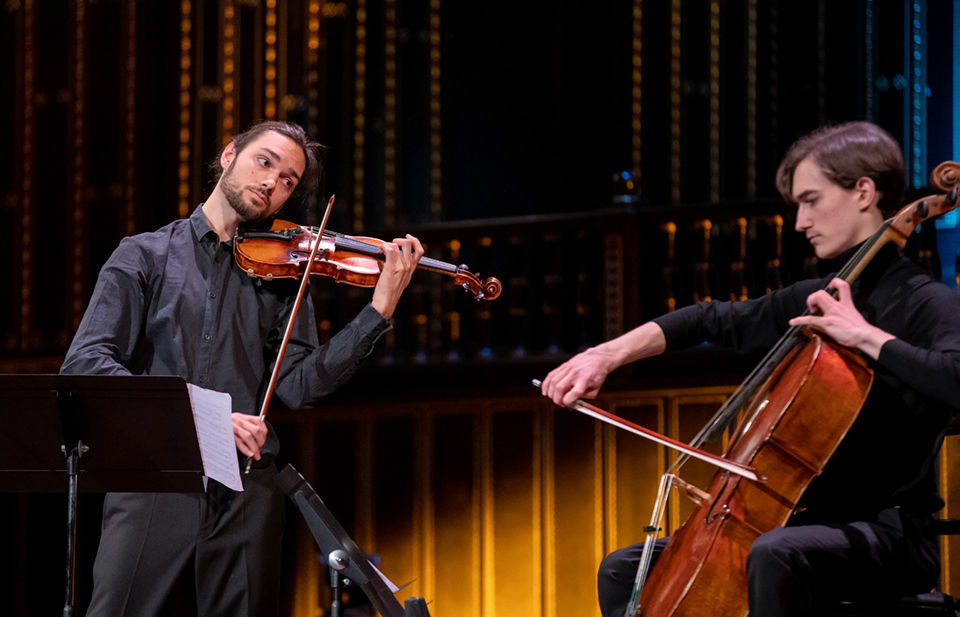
[669,218,894,474]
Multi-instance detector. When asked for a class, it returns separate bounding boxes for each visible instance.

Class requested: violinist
[60,120,424,616]
[542,121,960,617]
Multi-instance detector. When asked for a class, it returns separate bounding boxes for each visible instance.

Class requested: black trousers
[86,459,285,617]
[597,507,940,617]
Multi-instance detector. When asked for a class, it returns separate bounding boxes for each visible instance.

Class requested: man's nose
[261,176,276,193]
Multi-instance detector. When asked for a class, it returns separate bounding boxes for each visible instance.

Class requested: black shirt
[653,244,960,521]
[61,205,392,455]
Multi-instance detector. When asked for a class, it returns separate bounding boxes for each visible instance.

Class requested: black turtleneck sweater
[652,243,960,522]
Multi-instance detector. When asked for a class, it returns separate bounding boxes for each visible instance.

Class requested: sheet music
[370,561,400,593]
[186,384,243,492]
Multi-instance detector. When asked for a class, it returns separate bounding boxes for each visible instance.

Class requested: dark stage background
[2,1,960,616]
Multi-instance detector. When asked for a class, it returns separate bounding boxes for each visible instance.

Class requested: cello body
[638,333,873,617]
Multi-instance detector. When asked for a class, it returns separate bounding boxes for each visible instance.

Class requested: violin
[234,218,502,300]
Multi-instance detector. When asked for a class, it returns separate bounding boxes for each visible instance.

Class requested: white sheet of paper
[370,561,400,593]
[186,384,243,492]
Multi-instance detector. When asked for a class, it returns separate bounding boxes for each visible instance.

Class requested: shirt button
[204,334,211,340]
[199,377,206,383]
[210,293,217,299]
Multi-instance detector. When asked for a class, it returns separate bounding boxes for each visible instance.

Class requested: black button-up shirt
[61,205,391,455]
[653,244,960,520]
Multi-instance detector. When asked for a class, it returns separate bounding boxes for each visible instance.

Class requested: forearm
[593,321,667,372]
[541,322,666,407]
[275,302,391,408]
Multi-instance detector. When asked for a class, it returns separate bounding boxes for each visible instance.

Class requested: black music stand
[0,374,206,617]
[277,464,432,617]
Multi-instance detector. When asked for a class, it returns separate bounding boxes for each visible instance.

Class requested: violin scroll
[455,268,502,301]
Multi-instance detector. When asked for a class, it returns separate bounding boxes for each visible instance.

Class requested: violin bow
[244,195,335,474]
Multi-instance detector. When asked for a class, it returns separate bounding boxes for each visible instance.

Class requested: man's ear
[220,141,237,170]
[853,176,879,212]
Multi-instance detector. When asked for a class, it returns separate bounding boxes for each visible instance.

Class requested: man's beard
[220,161,272,223]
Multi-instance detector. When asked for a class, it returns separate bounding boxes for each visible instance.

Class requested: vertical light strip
[630,0,642,184]
[222,0,236,142]
[657,399,666,500]
[816,0,826,125]
[865,0,876,122]
[480,411,495,617]
[471,414,482,617]
[541,408,556,617]
[419,414,436,610]
[471,412,487,617]
[667,397,680,532]
[769,0,778,158]
[603,422,617,554]
[353,0,368,231]
[531,410,543,615]
[384,0,397,226]
[593,419,604,584]
[905,1,927,189]
[71,0,86,331]
[20,0,35,351]
[123,0,137,237]
[306,1,320,137]
[708,1,720,202]
[178,0,193,219]
[291,418,321,614]
[277,0,288,119]
[603,233,625,340]
[429,0,443,220]
[670,0,681,204]
[356,415,375,550]
[265,0,278,119]
[746,0,757,197]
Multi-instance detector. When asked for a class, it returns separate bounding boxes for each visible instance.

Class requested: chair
[826,417,960,617]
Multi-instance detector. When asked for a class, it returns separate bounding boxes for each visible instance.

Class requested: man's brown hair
[211,120,327,206]
[775,121,905,218]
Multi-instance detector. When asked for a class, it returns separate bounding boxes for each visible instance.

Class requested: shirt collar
[189,203,219,242]
[839,238,899,267]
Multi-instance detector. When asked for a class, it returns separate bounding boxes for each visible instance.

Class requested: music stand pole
[328,550,349,617]
[63,440,87,617]
[0,374,206,617]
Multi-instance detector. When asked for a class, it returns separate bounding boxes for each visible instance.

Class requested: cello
[619,161,960,617]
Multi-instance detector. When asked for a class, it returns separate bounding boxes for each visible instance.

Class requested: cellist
[542,121,960,617]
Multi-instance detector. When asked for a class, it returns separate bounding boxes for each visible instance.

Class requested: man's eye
[283,179,293,188]
[258,157,267,166]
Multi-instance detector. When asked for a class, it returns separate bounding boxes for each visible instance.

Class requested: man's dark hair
[211,120,327,206]
[775,121,905,218]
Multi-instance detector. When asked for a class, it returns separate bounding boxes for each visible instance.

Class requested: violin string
[304,225,462,274]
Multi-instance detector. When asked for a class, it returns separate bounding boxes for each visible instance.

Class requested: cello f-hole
[705,474,732,525]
